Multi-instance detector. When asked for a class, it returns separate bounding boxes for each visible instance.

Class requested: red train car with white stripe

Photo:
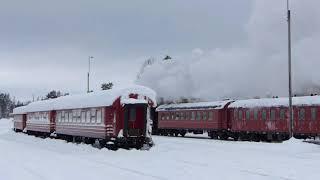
[13,85,157,149]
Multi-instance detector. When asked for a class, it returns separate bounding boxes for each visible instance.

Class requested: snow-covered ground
[0,118,319,180]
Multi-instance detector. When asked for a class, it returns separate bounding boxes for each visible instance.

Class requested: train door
[50,111,56,133]
[123,104,147,137]
[22,114,27,130]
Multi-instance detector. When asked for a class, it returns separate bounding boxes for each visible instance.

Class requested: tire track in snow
[0,132,168,180]
[240,170,294,180]
[80,157,169,180]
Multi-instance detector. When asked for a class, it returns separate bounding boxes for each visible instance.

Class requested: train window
[245,111,250,120]
[75,111,79,122]
[58,112,62,123]
[191,112,195,120]
[68,112,72,123]
[233,110,237,120]
[270,110,276,121]
[86,110,91,123]
[65,112,68,122]
[175,112,180,120]
[253,110,258,120]
[203,112,208,120]
[186,112,190,120]
[39,113,43,121]
[298,108,305,120]
[238,110,243,120]
[62,112,65,122]
[60,112,63,122]
[180,112,185,120]
[280,109,286,120]
[34,112,38,121]
[71,111,75,122]
[166,113,170,120]
[81,111,86,123]
[171,112,174,120]
[44,113,47,121]
[96,109,102,123]
[262,110,267,120]
[56,112,59,122]
[209,111,213,120]
[311,108,317,120]
[77,110,81,122]
[129,108,136,121]
[196,112,201,120]
[91,109,97,123]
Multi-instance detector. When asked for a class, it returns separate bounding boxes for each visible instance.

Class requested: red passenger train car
[154,95,320,142]
[155,100,233,139]
[229,96,320,141]
[13,85,157,149]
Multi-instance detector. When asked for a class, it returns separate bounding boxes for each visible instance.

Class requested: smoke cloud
[136,0,320,101]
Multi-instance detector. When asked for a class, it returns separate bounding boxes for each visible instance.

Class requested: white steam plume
[136,0,320,101]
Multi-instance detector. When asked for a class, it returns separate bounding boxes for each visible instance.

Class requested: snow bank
[229,95,320,108]
[13,85,156,114]
[0,127,319,180]
[156,100,233,111]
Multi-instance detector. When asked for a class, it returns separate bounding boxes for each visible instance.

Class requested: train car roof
[229,95,320,108]
[13,85,156,114]
[156,100,233,111]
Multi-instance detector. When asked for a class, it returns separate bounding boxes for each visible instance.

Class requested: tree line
[0,93,24,119]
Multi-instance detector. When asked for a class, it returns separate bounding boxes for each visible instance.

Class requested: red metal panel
[13,115,25,130]
[26,111,52,133]
[230,107,289,133]
[158,109,224,130]
[293,106,320,135]
[26,123,51,133]
[55,124,106,139]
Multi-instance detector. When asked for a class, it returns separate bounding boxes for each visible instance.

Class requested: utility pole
[287,0,293,138]
[87,56,94,93]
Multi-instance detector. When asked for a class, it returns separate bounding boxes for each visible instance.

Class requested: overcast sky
[0,0,253,100]
[3,0,318,102]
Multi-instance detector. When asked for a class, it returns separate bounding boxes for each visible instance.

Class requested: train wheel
[219,134,228,140]
[209,132,218,139]
[251,134,260,142]
[106,142,118,151]
[180,132,186,137]
[276,134,284,142]
[233,134,239,141]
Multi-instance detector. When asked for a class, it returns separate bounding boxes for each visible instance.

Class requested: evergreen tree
[163,55,172,61]
[45,90,67,100]
[101,82,113,90]
[0,93,14,118]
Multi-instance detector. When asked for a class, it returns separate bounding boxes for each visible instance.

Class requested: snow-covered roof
[229,95,320,108]
[13,85,156,114]
[156,100,233,112]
